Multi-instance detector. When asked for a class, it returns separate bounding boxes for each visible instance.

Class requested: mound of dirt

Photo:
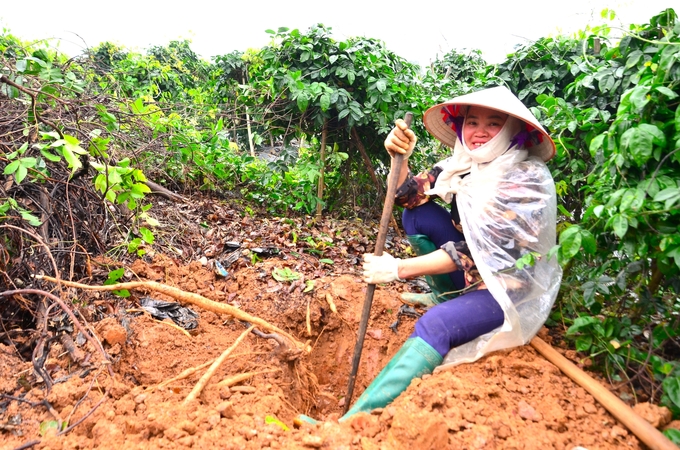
[0,252,655,450]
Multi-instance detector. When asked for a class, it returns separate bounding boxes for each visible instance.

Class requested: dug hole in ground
[2,231,676,450]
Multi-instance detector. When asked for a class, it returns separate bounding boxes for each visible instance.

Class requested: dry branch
[37,276,309,353]
[1,289,112,379]
[146,180,187,202]
[183,326,254,405]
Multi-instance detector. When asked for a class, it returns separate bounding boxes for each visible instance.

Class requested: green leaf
[559,226,582,259]
[662,376,680,410]
[272,267,300,282]
[515,252,536,270]
[130,183,151,198]
[580,230,597,255]
[653,187,680,209]
[628,86,650,111]
[20,210,42,226]
[40,148,62,162]
[655,86,678,99]
[611,214,629,238]
[139,227,155,244]
[15,164,28,183]
[567,315,600,334]
[621,127,653,166]
[664,429,680,445]
[620,188,646,212]
[319,258,334,265]
[296,92,309,112]
[62,146,83,174]
[3,160,20,175]
[624,50,642,69]
[375,79,387,93]
[319,93,331,112]
[652,323,679,349]
[130,97,146,114]
[105,268,125,283]
[575,334,593,352]
[39,420,65,437]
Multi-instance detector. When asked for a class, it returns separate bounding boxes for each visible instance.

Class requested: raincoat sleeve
[436,155,563,370]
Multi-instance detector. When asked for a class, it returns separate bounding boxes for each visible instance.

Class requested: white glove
[384,119,417,159]
[362,253,404,284]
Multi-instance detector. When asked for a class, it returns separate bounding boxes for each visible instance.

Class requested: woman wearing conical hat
[300,86,562,424]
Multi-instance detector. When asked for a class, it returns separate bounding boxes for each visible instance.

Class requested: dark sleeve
[395,166,443,209]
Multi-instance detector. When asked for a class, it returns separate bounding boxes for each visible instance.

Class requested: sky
[0,0,673,65]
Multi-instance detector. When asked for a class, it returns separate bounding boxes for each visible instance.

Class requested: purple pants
[402,202,504,357]
[410,289,504,356]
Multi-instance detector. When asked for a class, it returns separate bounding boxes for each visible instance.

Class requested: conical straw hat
[422,86,556,161]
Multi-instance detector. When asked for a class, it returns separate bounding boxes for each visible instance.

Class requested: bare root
[37,276,310,353]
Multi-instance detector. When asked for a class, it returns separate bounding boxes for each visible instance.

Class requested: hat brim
[423,86,556,161]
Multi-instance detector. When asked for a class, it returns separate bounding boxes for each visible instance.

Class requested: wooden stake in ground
[183,326,254,405]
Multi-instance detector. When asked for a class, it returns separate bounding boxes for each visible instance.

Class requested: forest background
[1,7,679,443]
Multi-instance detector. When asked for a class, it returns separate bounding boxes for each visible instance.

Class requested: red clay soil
[1,211,677,449]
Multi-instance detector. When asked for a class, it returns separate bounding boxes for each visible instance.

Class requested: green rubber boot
[340,337,443,421]
[401,234,458,307]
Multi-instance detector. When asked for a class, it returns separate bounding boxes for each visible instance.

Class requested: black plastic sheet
[138,297,199,330]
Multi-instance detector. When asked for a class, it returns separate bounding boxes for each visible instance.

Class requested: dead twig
[0,289,112,378]
[58,390,108,436]
[37,276,310,353]
[11,440,41,450]
[183,326,254,405]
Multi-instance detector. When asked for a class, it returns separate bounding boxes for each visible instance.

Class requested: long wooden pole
[530,337,678,450]
[344,113,413,413]
[316,120,328,219]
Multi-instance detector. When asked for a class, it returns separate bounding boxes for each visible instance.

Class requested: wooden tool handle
[531,337,678,450]
[372,112,413,256]
[344,112,414,413]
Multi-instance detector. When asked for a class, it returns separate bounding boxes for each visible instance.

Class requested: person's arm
[397,249,457,279]
[362,247,459,284]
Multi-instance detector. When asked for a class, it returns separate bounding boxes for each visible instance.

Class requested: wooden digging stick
[344,112,413,414]
[530,337,678,450]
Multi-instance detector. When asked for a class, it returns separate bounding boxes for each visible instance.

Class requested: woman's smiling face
[463,106,509,149]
